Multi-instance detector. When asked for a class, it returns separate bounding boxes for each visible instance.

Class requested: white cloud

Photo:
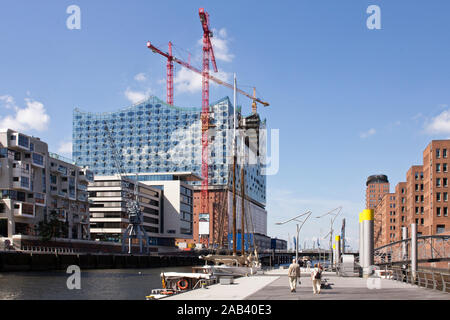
[425,109,450,135]
[0,97,50,132]
[359,128,376,139]
[0,95,15,108]
[124,87,151,104]
[197,27,234,63]
[57,141,73,156]
[134,73,147,82]
[174,67,231,94]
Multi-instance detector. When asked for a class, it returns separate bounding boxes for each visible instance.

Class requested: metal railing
[374,235,449,265]
[389,266,449,293]
[19,245,79,254]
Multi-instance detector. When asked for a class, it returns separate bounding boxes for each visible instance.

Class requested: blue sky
[1,0,450,250]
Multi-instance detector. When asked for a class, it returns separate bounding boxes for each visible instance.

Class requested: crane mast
[103,124,149,254]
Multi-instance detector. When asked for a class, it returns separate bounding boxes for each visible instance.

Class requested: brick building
[366,175,390,210]
[372,140,450,247]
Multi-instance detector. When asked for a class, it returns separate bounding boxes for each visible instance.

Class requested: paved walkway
[166,268,449,300]
[165,275,279,300]
[247,269,450,300]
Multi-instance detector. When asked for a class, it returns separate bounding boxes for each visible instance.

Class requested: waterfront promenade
[166,268,450,300]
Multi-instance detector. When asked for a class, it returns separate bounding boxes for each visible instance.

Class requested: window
[444,178,448,187]
[437,207,441,216]
[18,134,29,148]
[415,184,419,191]
[444,207,448,217]
[444,149,448,158]
[444,163,448,172]
[437,178,441,187]
[436,225,446,234]
[436,148,441,158]
[437,192,441,201]
[420,218,424,225]
[32,153,44,166]
[444,192,448,202]
[436,164,441,172]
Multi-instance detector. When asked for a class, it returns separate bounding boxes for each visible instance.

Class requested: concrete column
[411,223,417,282]
[335,235,341,268]
[359,212,364,269]
[332,243,336,269]
[362,209,374,278]
[401,226,408,260]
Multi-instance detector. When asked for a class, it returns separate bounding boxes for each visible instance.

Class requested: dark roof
[366,175,389,186]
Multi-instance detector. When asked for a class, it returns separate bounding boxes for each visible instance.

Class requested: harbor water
[0,266,193,300]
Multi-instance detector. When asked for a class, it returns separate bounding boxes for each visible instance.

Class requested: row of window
[435,148,448,159]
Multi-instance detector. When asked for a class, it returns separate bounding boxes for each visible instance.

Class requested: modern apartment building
[372,140,450,247]
[123,172,196,242]
[0,129,92,241]
[72,95,268,246]
[88,173,194,249]
[366,175,390,209]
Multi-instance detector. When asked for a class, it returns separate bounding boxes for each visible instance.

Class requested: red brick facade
[373,140,450,247]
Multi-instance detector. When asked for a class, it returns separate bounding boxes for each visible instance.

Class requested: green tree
[37,210,68,242]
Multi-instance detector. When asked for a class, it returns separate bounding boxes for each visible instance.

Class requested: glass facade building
[73,96,266,205]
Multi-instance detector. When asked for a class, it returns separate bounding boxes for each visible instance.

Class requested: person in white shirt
[287,259,301,292]
[310,263,322,294]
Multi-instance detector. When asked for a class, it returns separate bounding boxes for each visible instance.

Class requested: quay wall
[0,251,202,272]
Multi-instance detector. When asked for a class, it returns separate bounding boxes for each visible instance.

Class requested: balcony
[9,133,30,151]
[13,202,35,218]
[31,153,45,168]
[77,183,88,191]
[12,161,30,177]
[54,209,67,222]
[12,177,31,191]
[57,165,68,176]
[58,190,68,198]
[78,169,94,183]
[34,193,46,207]
[77,192,88,202]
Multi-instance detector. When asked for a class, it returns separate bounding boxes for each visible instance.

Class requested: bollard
[359,212,364,272]
[402,227,408,261]
[332,243,336,270]
[362,209,374,278]
[335,235,341,273]
[411,223,417,283]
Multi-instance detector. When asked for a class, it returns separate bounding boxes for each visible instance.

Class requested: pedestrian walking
[288,258,301,292]
[306,260,311,272]
[311,263,323,294]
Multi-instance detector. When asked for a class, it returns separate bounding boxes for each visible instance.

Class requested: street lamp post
[276,211,312,263]
[316,207,342,269]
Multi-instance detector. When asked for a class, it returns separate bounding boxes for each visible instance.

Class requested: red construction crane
[146,8,270,246]
[146,42,269,108]
[198,8,217,226]
[166,42,174,106]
